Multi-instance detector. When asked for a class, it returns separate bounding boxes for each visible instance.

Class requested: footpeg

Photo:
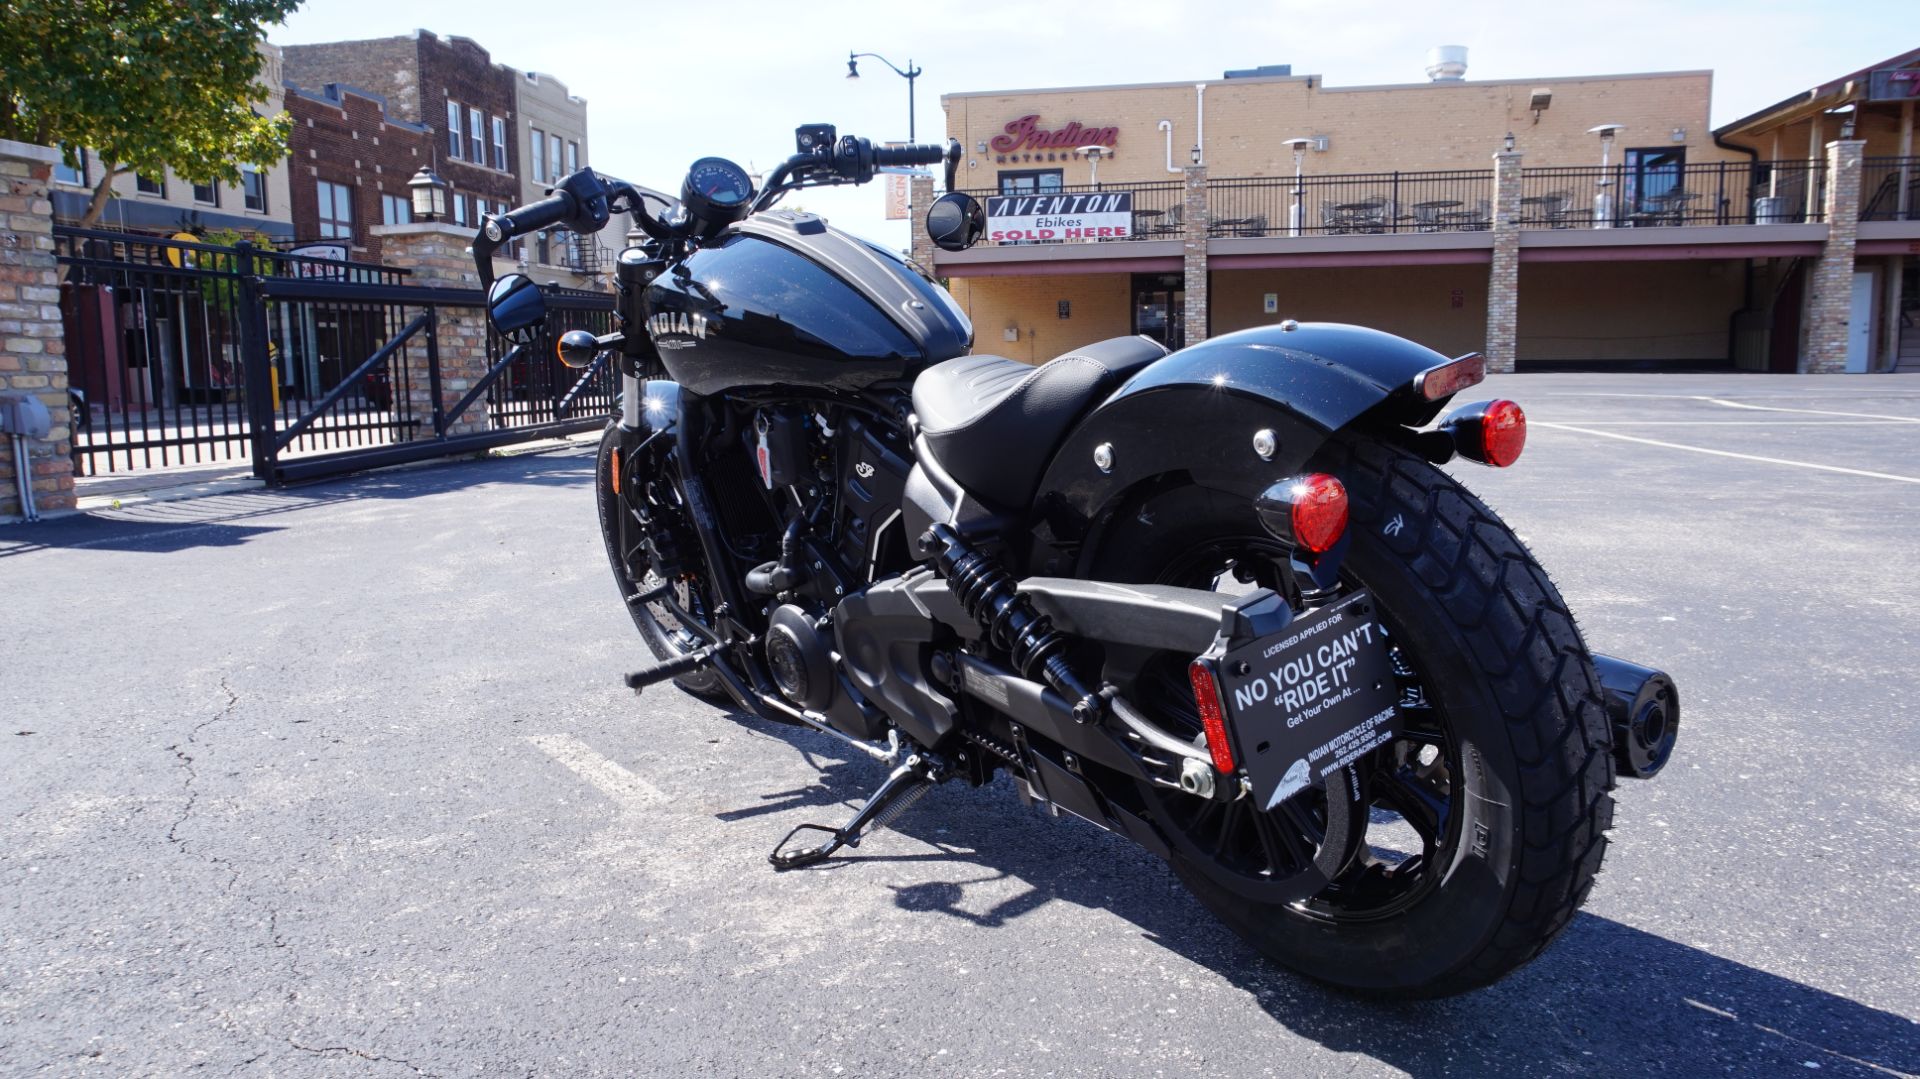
[769,755,937,870]
[623,644,718,695]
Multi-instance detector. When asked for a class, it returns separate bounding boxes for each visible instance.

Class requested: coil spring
[930,524,1102,716]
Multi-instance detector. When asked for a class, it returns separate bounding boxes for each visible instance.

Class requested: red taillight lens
[1445,399,1527,467]
[1188,659,1236,774]
[1480,399,1526,467]
[1254,473,1349,554]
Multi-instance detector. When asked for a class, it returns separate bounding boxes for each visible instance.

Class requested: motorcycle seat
[912,335,1169,509]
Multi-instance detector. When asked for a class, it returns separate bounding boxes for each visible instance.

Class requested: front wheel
[1094,432,1616,997]
[594,423,726,700]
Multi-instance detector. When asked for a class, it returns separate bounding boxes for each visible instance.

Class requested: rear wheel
[594,424,726,699]
[1093,433,1615,997]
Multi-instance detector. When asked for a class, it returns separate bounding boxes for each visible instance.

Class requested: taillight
[1188,659,1236,773]
[1444,399,1527,467]
[1413,353,1487,401]
[1254,473,1349,554]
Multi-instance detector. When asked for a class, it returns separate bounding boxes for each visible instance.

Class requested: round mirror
[926,192,987,253]
[486,273,547,342]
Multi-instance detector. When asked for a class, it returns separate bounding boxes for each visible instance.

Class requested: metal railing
[1861,156,1920,222]
[1211,170,1497,236]
[1515,160,1827,228]
[54,226,617,482]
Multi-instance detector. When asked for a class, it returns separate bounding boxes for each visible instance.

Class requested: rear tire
[1096,432,1615,997]
[594,423,727,700]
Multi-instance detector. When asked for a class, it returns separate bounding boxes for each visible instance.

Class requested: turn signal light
[1444,399,1527,467]
[1188,659,1236,774]
[1254,473,1349,554]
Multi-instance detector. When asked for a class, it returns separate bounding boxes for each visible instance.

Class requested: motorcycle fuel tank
[643,211,972,395]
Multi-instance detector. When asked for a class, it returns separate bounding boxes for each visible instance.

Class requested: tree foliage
[0,0,301,224]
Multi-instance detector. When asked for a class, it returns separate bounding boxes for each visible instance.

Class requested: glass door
[1132,273,1186,351]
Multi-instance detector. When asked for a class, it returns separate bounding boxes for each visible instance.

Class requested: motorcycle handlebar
[871,142,951,167]
[488,192,571,240]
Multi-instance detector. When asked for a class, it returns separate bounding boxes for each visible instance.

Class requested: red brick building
[284,82,431,260]
[283,31,522,241]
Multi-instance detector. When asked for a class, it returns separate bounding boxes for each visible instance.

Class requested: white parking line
[1532,422,1920,485]
[1696,397,1920,423]
[1535,420,1918,426]
[527,734,669,809]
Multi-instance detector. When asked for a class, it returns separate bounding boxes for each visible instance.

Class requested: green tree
[0,0,301,226]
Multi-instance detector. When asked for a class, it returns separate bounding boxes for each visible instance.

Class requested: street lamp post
[846,52,922,142]
[408,165,448,223]
[1588,124,1625,229]
[1281,137,1314,236]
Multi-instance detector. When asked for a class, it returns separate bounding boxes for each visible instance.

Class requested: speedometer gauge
[679,157,755,239]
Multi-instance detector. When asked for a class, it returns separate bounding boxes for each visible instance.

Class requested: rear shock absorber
[929,524,1108,722]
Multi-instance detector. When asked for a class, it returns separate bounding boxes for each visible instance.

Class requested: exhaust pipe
[1592,654,1679,780]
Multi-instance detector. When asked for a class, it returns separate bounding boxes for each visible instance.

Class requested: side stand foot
[768,755,938,870]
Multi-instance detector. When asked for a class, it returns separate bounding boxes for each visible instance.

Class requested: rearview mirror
[486,273,546,343]
[926,192,986,253]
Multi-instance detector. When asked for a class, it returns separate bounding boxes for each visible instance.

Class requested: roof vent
[1425,46,1468,82]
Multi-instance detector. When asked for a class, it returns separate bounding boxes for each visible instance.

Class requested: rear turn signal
[1188,659,1236,774]
[1254,473,1349,554]
[1443,399,1527,467]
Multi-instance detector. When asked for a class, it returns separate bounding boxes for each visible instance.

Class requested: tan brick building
[935,47,1920,374]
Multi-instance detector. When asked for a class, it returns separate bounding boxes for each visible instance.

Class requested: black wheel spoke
[1375,767,1449,845]
[1254,803,1314,871]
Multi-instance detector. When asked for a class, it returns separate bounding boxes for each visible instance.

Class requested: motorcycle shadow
[718,715,1918,1077]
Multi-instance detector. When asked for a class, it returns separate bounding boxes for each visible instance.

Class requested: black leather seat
[912,335,1169,509]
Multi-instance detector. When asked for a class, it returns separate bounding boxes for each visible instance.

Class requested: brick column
[0,140,72,518]
[1802,139,1864,374]
[371,222,491,439]
[1182,164,1209,347]
[909,174,935,272]
[1484,149,1524,374]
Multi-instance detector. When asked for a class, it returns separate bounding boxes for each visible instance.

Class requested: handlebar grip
[871,143,950,167]
[488,193,572,240]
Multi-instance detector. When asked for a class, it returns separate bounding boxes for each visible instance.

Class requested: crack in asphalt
[165,678,244,895]
[287,1038,437,1076]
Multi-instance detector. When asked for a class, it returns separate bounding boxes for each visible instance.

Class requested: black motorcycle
[469,126,1680,998]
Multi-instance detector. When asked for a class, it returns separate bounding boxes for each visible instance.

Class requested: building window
[451,192,467,226]
[316,179,353,239]
[446,99,463,158]
[193,181,219,206]
[53,145,86,186]
[998,169,1063,196]
[241,165,266,212]
[381,192,410,225]
[491,116,508,171]
[548,135,562,182]
[530,129,546,183]
[566,140,578,175]
[468,107,485,164]
[1624,148,1686,217]
[136,172,166,197]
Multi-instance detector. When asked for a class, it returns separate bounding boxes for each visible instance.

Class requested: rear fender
[1026,322,1463,575]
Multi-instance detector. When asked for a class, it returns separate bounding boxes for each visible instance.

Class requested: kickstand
[769,755,937,870]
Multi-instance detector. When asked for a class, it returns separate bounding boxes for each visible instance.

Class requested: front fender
[1026,322,1461,572]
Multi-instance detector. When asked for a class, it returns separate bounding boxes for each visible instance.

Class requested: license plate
[1217,590,1402,810]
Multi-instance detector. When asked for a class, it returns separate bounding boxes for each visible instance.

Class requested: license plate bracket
[1217,590,1402,810]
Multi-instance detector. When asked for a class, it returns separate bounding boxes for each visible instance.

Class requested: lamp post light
[408,165,448,223]
[1079,145,1108,188]
[1281,137,1314,236]
[846,51,922,142]
[1588,123,1625,228]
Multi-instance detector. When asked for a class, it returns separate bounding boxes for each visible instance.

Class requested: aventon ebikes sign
[987,191,1134,242]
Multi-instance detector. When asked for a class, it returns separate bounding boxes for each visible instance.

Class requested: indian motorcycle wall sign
[987,192,1134,242]
[990,115,1120,153]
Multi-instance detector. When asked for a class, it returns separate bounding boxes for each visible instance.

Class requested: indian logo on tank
[647,310,709,349]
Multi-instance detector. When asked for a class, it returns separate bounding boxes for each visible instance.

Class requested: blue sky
[274,0,1918,250]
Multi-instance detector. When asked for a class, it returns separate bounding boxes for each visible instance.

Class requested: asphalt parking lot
[3,372,1917,1077]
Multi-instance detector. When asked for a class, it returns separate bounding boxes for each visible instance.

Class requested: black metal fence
[1861,156,1919,221]
[1515,160,1827,228]
[1211,170,1497,235]
[54,226,617,484]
